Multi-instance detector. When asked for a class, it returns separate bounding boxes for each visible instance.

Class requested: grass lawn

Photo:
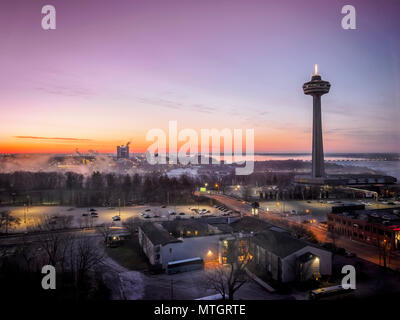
[105,237,148,271]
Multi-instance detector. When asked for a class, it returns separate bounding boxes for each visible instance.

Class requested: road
[0,227,99,247]
[199,192,400,270]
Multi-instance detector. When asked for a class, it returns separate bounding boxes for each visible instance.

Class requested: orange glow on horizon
[0,129,375,154]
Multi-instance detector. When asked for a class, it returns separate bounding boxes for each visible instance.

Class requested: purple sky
[0,0,399,153]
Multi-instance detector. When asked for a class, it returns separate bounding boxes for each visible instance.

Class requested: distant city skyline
[0,0,399,154]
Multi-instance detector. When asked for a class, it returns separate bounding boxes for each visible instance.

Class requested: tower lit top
[314,64,318,75]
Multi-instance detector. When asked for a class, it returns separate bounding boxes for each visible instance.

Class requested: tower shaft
[303,69,330,179]
[312,95,324,177]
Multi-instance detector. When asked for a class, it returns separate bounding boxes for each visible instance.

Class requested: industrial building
[117,142,130,159]
[327,206,400,250]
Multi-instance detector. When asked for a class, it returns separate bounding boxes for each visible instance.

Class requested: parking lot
[1,203,236,233]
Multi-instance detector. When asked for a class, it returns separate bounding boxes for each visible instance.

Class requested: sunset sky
[0,0,399,154]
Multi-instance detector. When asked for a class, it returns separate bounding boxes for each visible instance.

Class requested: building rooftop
[252,229,310,258]
[330,207,400,227]
[161,219,210,237]
[230,216,274,233]
[140,222,177,245]
[295,174,397,186]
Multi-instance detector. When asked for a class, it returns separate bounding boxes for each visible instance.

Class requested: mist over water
[0,153,398,179]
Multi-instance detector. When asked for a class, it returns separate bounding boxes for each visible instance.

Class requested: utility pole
[170,279,174,300]
[118,198,121,217]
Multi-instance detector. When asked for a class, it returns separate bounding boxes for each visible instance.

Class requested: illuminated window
[222,257,227,264]
[194,230,198,236]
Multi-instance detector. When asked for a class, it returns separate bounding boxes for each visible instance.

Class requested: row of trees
[0,216,109,300]
[0,171,199,206]
[0,168,326,207]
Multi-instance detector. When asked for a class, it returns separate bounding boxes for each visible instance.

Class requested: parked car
[82,213,88,217]
[112,216,121,221]
[179,212,185,215]
[145,208,151,212]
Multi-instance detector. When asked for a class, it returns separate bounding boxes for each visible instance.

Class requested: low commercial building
[249,230,331,282]
[327,206,400,250]
[138,222,178,267]
[219,217,332,283]
[139,216,332,281]
[138,221,222,270]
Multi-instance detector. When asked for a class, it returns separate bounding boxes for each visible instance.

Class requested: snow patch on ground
[119,271,145,300]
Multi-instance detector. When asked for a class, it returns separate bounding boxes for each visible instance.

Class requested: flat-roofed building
[327,206,400,250]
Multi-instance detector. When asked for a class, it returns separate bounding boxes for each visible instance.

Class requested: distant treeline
[0,171,198,206]
[0,170,325,206]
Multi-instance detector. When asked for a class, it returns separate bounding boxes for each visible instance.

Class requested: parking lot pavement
[4,203,233,233]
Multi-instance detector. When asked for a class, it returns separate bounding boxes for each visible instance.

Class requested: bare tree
[202,238,252,300]
[70,237,105,287]
[122,217,141,236]
[57,215,74,229]
[97,223,113,243]
[0,210,20,234]
[35,216,74,268]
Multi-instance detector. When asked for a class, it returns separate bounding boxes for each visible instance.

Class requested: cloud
[14,136,92,141]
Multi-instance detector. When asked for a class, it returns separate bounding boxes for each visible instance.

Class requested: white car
[112,216,121,221]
